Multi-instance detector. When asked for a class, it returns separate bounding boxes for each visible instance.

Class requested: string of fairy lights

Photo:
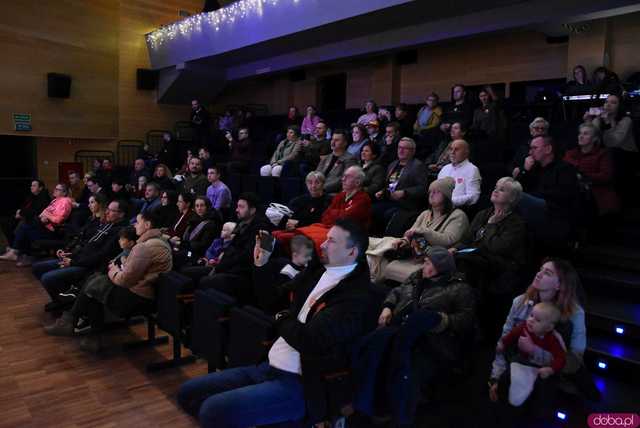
[146,0,301,49]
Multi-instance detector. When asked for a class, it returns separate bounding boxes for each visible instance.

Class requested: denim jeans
[177,362,306,428]
[32,258,88,301]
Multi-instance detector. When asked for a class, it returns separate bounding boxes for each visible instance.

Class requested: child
[113,226,137,268]
[490,302,566,406]
[200,221,236,267]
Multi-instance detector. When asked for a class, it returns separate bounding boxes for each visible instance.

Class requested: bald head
[449,139,470,165]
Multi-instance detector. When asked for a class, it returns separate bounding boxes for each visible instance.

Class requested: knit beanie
[426,246,456,275]
[428,177,455,202]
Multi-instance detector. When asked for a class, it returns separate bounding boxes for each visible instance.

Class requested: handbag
[265,203,294,227]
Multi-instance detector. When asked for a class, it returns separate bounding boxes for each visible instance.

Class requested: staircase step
[579,267,640,300]
[586,332,640,381]
[586,296,640,341]
[575,245,640,273]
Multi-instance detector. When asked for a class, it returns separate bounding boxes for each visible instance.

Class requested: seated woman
[260,125,302,177]
[282,171,331,231]
[452,177,527,291]
[357,99,378,126]
[1,182,74,267]
[347,124,369,157]
[360,141,386,200]
[152,163,176,191]
[156,190,180,229]
[367,177,469,283]
[170,196,221,268]
[273,166,371,254]
[564,122,619,217]
[166,192,199,240]
[425,121,467,178]
[488,259,592,425]
[353,247,475,427]
[300,105,321,136]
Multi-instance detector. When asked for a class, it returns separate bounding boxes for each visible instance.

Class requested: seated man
[178,219,373,428]
[315,130,357,194]
[273,166,371,254]
[372,137,427,235]
[437,139,481,208]
[45,209,173,353]
[32,199,129,312]
[514,135,579,247]
[296,120,331,176]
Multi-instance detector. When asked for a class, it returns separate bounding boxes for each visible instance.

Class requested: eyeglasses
[54,187,65,191]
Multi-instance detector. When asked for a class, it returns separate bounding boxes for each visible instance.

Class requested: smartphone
[588,107,603,116]
[457,248,478,254]
[412,236,429,257]
[259,231,275,252]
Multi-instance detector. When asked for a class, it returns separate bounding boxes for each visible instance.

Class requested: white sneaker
[0,250,18,261]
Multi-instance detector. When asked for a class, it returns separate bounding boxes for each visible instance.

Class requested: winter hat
[425,246,456,275]
[428,176,455,202]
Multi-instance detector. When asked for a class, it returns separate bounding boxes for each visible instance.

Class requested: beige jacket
[108,229,172,299]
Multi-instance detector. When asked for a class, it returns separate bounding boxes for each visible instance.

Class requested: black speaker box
[47,73,71,98]
[136,68,158,90]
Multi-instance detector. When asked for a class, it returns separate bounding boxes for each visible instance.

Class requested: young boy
[113,226,138,268]
[200,221,236,267]
[490,302,566,406]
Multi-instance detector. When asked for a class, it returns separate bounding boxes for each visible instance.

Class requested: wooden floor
[0,263,205,428]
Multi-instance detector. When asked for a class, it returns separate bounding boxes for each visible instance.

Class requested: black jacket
[183,211,222,259]
[383,158,428,204]
[215,214,273,277]
[70,219,128,271]
[518,159,579,220]
[288,194,331,228]
[252,257,305,315]
[20,191,52,223]
[274,261,374,423]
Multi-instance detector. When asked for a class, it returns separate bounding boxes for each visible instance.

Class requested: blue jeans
[177,362,306,428]
[32,258,88,301]
[13,222,55,254]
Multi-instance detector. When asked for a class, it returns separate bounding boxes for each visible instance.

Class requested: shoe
[44,312,74,336]
[44,300,71,313]
[59,285,80,299]
[74,317,92,335]
[79,336,102,353]
[16,255,34,267]
[0,249,18,261]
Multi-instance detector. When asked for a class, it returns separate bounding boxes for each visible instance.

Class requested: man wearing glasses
[31,200,130,313]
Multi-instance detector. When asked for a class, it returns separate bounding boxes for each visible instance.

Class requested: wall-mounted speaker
[47,73,71,98]
[137,68,159,90]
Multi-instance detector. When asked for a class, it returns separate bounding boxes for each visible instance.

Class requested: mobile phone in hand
[259,231,275,252]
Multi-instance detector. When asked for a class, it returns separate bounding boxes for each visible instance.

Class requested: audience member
[261,125,302,177]
[157,190,180,229]
[564,123,619,216]
[180,221,236,281]
[68,171,85,202]
[564,65,590,94]
[357,99,378,125]
[414,92,443,134]
[206,166,232,213]
[178,219,373,428]
[394,104,414,138]
[511,117,549,178]
[218,109,235,132]
[515,136,579,247]
[191,99,212,152]
[135,182,162,222]
[152,163,176,191]
[378,122,401,167]
[157,132,179,171]
[283,172,331,231]
[440,84,474,132]
[372,137,427,234]
[426,122,466,177]
[300,105,321,136]
[10,180,51,241]
[347,124,369,158]
[1,183,74,267]
[360,141,386,199]
[367,177,469,283]
[109,177,131,202]
[180,157,209,196]
[226,127,253,174]
[166,193,199,239]
[199,147,214,171]
[353,247,474,427]
[471,86,507,164]
[315,130,357,194]
[365,120,383,147]
[297,120,331,175]
[437,140,481,207]
[171,196,222,266]
[129,158,150,188]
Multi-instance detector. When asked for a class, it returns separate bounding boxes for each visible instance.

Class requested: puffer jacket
[383,269,475,364]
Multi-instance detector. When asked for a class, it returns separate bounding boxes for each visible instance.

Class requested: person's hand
[253,235,271,267]
[169,236,179,243]
[378,308,393,327]
[375,190,384,200]
[488,207,508,224]
[390,190,405,201]
[60,257,72,268]
[488,382,499,402]
[285,219,299,231]
[448,247,457,255]
[512,167,521,178]
[523,156,535,172]
[538,367,554,379]
[428,164,439,171]
[225,132,233,142]
[440,123,451,132]
[394,238,409,249]
[518,329,537,355]
[403,229,415,240]
[496,341,505,353]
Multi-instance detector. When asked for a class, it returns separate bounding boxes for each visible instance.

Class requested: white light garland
[146,0,301,49]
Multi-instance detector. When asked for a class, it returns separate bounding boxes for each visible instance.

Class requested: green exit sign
[13,113,32,132]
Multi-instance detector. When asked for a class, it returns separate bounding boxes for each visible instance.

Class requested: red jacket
[320,190,371,230]
[564,146,620,215]
[501,322,566,373]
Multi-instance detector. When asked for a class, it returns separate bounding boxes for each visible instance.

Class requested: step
[578,267,640,300]
[575,245,640,273]
[586,332,640,382]
[585,296,640,341]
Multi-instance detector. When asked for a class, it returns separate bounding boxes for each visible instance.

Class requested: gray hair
[398,137,416,150]
[346,165,365,184]
[578,122,601,145]
[496,176,523,207]
[305,171,326,183]
[529,117,550,132]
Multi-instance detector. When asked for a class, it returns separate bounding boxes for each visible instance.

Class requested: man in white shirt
[437,139,481,207]
[177,218,372,428]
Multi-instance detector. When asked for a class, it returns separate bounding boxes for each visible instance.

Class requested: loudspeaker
[289,69,306,82]
[47,73,71,98]
[395,50,418,65]
[136,68,158,90]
